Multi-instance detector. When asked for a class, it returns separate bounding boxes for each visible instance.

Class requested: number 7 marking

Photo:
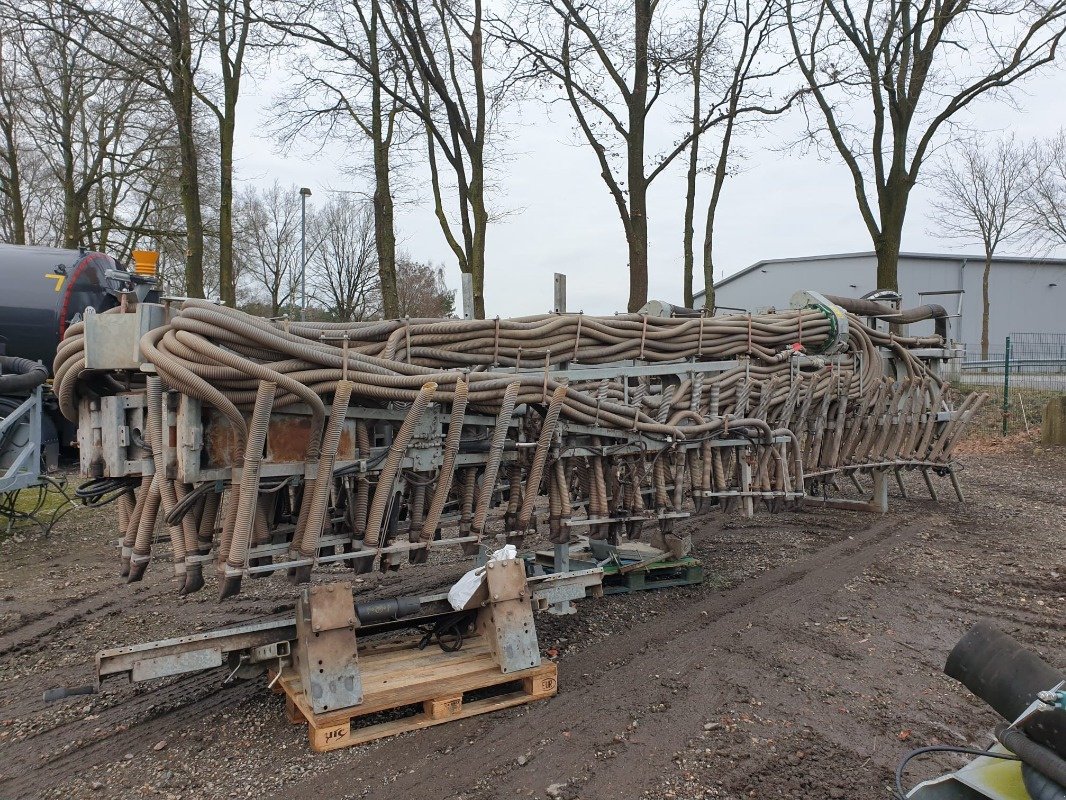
[45,273,66,292]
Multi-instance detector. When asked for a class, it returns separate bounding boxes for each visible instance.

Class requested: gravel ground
[0,440,1063,800]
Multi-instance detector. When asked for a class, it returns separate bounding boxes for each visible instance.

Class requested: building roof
[693,250,1066,300]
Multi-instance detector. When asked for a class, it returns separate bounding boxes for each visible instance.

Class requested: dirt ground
[0,440,1063,800]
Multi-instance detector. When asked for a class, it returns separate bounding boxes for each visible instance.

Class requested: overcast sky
[231,65,1066,318]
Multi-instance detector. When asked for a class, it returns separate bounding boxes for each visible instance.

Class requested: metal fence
[955,333,1066,434]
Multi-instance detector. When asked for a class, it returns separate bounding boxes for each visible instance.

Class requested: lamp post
[299,187,312,320]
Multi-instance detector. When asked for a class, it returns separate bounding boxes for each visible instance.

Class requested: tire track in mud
[0,669,259,798]
[273,516,916,800]
[0,552,470,798]
[0,584,169,658]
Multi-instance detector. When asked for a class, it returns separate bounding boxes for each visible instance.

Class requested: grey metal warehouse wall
[694,252,1066,345]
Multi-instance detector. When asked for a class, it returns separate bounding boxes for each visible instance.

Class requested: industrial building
[694,251,1066,347]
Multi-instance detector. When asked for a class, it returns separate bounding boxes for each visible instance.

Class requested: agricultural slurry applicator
[55,289,982,597]
[48,289,989,749]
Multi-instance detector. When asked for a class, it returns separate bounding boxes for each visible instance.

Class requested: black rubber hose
[823,295,949,340]
[945,622,1065,723]
[0,356,48,393]
[1023,763,1066,800]
[997,724,1066,790]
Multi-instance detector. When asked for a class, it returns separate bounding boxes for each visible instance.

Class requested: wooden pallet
[601,556,704,595]
[532,547,704,596]
[275,635,558,751]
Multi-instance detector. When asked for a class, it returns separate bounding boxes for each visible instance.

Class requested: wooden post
[1042,396,1066,445]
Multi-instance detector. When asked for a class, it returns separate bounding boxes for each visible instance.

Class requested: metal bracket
[294,582,362,714]
[478,559,540,673]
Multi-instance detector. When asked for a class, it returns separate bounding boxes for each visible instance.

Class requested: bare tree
[234,181,302,315]
[25,0,216,295]
[309,194,381,321]
[496,0,707,311]
[387,0,494,318]
[930,137,1036,357]
[0,25,28,244]
[263,0,405,318]
[195,0,253,307]
[396,255,454,316]
[1026,129,1066,249]
[682,0,798,309]
[786,0,1066,291]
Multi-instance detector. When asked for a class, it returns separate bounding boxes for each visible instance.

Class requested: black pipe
[0,356,48,394]
[823,294,949,340]
[997,723,1066,790]
[945,623,1064,723]
[355,596,421,625]
[945,622,1066,758]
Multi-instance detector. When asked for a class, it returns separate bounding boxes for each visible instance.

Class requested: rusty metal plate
[203,410,241,468]
[483,560,539,673]
[484,558,526,603]
[266,415,312,462]
[308,583,356,633]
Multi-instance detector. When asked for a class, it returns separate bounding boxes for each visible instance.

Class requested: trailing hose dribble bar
[57,292,986,597]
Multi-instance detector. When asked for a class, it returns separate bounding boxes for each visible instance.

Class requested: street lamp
[299,187,312,320]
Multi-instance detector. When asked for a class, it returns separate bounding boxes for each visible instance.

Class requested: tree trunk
[981,252,992,359]
[627,190,648,312]
[681,3,705,309]
[368,0,398,319]
[374,146,398,318]
[172,0,205,298]
[626,0,651,313]
[218,104,236,305]
[701,111,737,315]
[469,182,488,319]
[0,121,26,245]
[700,225,716,313]
[682,159,697,308]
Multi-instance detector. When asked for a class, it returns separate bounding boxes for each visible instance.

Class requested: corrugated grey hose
[413,378,469,564]
[292,380,354,584]
[472,381,520,539]
[517,386,567,532]
[220,380,276,601]
[363,382,437,550]
[146,376,187,581]
[120,477,149,577]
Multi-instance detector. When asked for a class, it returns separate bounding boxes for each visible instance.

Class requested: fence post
[1001,336,1011,436]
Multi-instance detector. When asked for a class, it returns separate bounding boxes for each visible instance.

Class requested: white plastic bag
[489,544,517,562]
[447,565,486,610]
[447,544,519,610]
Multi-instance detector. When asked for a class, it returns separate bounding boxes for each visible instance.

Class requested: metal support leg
[894,469,907,499]
[871,468,889,514]
[921,468,940,502]
[948,468,964,502]
[548,542,575,616]
[739,456,754,519]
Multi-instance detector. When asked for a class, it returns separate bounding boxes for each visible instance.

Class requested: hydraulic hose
[220,380,276,600]
[364,382,437,548]
[293,380,354,583]
[0,356,48,393]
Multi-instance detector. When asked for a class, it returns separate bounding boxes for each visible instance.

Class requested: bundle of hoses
[54,299,987,598]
